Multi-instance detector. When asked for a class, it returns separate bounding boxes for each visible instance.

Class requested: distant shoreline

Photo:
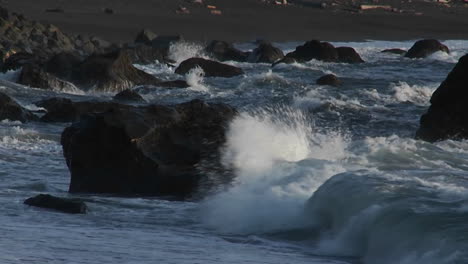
[5,0,468,43]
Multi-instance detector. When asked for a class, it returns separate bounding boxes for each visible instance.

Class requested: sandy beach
[4,0,468,43]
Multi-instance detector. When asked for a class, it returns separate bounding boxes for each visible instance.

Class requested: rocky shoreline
[0,5,467,210]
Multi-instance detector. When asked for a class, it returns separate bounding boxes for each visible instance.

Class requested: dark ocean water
[1,40,468,264]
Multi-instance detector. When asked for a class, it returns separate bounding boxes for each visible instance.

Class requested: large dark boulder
[248,43,284,63]
[285,40,364,64]
[18,64,79,92]
[405,39,449,59]
[34,97,76,122]
[381,48,406,55]
[124,44,169,65]
[316,74,342,86]
[45,52,83,80]
[24,194,87,214]
[205,40,249,62]
[336,47,364,63]
[286,40,339,63]
[416,54,468,142]
[175,58,244,78]
[60,99,236,198]
[0,91,37,122]
[73,50,161,92]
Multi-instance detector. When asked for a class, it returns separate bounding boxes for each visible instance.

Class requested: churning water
[1,40,468,264]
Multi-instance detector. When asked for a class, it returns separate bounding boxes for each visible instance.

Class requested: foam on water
[168,41,207,65]
[185,66,209,92]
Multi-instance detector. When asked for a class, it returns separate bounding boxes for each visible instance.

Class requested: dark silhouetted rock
[73,50,161,92]
[60,99,236,197]
[35,97,76,122]
[248,43,284,63]
[405,39,449,59]
[113,89,145,102]
[205,40,249,62]
[175,58,243,77]
[157,80,189,88]
[124,44,169,65]
[336,47,365,63]
[135,29,157,45]
[18,64,79,92]
[381,48,407,55]
[272,56,296,67]
[286,40,338,62]
[416,54,468,142]
[1,52,38,72]
[45,52,83,80]
[24,194,87,214]
[316,74,342,86]
[0,91,37,122]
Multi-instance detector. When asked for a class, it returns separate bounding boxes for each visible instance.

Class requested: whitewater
[1,40,468,264]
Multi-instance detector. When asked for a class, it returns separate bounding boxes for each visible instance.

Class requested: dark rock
[248,43,284,63]
[0,91,37,122]
[45,52,83,80]
[175,57,243,78]
[35,97,76,122]
[157,80,189,88]
[316,74,342,86]
[124,44,168,65]
[405,39,450,59]
[60,99,236,197]
[113,89,145,102]
[1,51,38,72]
[205,40,249,62]
[416,54,468,142]
[381,48,407,55]
[272,56,296,67]
[18,64,79,91]
[73,50,161,92]
[286,40,338,62]
[135,29,157,45]
[24,194,87,214]
[103,8,114,14]
[336,47,365,63]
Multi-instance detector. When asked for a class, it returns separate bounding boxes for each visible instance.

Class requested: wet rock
[18,64,79,92]
[0,91,37,122]
[286,40,338,62]
[34,97,76,122]
[205,40,249,62]
[285,40,364,64]
[134,29,157,45]
[24,194,87,214]
[1,51,38,72]
[175,57,243,77]
[381,48,407,55]
[316,74,342,86]
[73,50,161,92]
[157,80,189,88]
[113,89,145,103]
[272,56,296,66]
[336,47,365,63]
[124,44,168,65]
[60,99,236,197]
[405,39,449,58]
[416,54,468,142]
[248,43,284,63]
[45,52,83,80]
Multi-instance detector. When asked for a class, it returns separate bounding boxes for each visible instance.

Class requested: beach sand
[4,0,468,43]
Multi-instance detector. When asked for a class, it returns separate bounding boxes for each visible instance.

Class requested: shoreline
[5,0,468,44]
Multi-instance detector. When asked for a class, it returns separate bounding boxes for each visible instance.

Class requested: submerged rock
[316,74,342,86]
[24,194,87,214]
[405,39,449,59]
[416,54,468,142]
[0,91,37,122]
[205,40,249,62]
[175,57,244,77]
[248,43,284,63]
[113,89,146,103]
[381,48,407,55]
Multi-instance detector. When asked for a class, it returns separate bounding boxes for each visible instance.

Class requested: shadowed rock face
[405,39,449,58]
[416,54,468,142]
[0,91,37,122]
[175,57,244,78]
[336,47,364,63]
[60,99,237,198]
[24,194,88,214]
[113,89,146,103]
[18,64,79,92]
